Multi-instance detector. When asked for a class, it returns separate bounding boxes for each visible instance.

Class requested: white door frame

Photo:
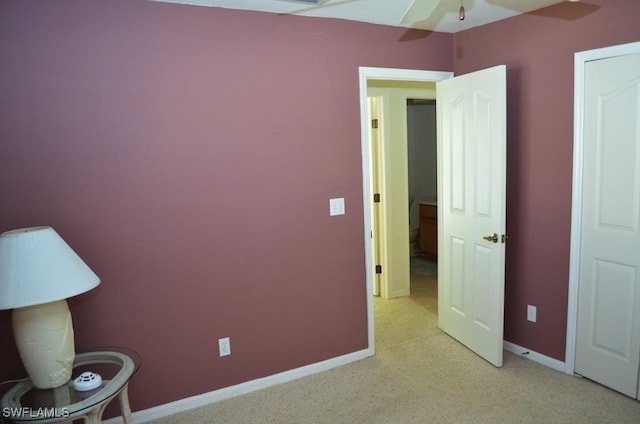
[359,67,453,353]
[565,40,640,375]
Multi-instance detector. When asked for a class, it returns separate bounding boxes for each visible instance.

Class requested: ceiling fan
[400,0,581,25]
[280,0,360,14]
[282,0,450,25]
[401,0,441,24]
[289,0,330,4]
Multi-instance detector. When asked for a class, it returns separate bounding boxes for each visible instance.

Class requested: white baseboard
[503,340,567,373]
[103,348,373,424]
[104,343,565,423]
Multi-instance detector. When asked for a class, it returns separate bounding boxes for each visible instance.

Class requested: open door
[437,65,507,367]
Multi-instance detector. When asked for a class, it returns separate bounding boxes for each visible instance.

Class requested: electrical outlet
[527,305,537,323]
[218,337,231,357]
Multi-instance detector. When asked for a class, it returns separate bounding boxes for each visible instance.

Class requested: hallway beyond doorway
[409,260,438,315]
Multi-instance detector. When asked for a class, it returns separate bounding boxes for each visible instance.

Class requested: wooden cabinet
[419,204,437,260]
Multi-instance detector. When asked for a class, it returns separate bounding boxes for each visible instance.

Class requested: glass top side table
[1,348,141,424]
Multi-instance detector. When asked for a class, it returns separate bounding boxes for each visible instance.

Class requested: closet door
[575,51,640,398]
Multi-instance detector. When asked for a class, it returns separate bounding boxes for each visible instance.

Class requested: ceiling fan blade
[279,0,362,16]
[400,0,440,24]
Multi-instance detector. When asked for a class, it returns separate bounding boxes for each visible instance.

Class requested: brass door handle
[483,233,499,243]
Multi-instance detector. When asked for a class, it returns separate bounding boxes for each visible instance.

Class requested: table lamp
[0,226,100,389]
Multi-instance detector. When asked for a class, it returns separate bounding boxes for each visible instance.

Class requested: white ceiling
[149,0,572,33]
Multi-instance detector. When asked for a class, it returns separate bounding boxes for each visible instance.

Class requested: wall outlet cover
[219,337,231,357]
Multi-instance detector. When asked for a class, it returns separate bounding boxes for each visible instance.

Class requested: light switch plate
[329,198,345,216]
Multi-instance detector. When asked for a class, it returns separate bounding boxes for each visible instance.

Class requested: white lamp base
[12,299,76,389]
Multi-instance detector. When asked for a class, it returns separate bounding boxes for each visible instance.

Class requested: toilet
[409,200,420,256]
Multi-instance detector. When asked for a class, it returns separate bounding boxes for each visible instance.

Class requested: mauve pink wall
[0,0,453,411]
[453,0,640,360]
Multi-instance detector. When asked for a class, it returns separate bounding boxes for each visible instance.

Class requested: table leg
[118,383,133,424]
[84,406,103,424]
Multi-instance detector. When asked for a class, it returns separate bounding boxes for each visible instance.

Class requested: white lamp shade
[0,226,100,310]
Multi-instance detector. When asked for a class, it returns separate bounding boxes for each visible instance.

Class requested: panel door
[575,52,640,398]
[437,65,507,367]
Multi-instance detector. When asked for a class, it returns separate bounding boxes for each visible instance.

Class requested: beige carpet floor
[148,271,640,423]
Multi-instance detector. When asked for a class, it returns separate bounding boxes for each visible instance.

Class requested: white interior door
[437,65,507,367]
[574,51,640,398]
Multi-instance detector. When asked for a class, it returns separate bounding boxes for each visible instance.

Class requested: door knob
[483,233,498,243]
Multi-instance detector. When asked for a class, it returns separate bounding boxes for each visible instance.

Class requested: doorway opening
[358,67,453,353]
[361,65,508,367]
[407,98,439,312]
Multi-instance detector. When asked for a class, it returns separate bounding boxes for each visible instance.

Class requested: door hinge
[373,193,381,203]
[375,265,382,274]
[371,119,378,129]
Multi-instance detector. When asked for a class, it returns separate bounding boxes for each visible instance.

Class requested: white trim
[504,341,566,373]
[566,41,640,376]
[358,67,453,354]
[103,349,371,424]
[359,67,453,83]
